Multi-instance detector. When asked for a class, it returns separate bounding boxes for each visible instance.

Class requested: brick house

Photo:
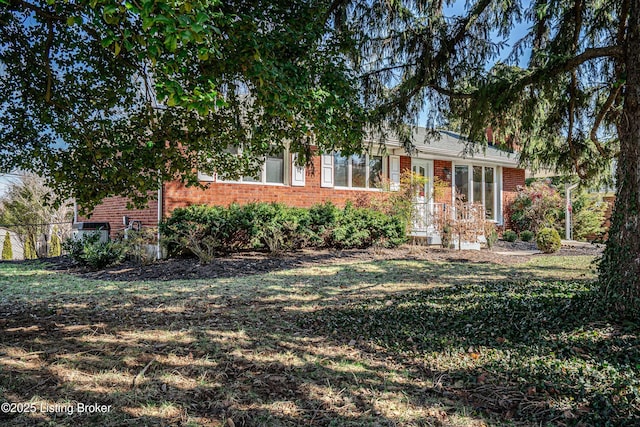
[81,128,525,237]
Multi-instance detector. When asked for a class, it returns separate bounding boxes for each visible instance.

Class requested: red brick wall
[163,154,387,215]
[400,155,411,173]
[433,160,453,203]
[502,167,526,229]
[82,154,526,231]
[78,196,158,236]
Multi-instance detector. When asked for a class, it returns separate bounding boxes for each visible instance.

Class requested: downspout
[565,182,579,240]
[157,181,163,260]
[73,200,78,224]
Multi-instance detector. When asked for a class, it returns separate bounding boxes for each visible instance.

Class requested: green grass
[0,254,637,426]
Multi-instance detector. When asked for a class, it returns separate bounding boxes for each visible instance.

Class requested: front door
[411,159,433,235]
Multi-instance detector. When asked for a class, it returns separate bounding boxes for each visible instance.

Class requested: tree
[1,232,12,260]
[329,0,639,317]
[48,226,62,257]
[0,173,73,253]
[23,233,37,260]
[0,0,370,211]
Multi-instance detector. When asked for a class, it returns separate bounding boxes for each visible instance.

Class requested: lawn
[0,251,638,426]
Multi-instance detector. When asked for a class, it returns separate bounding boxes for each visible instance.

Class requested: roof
[378,127,520,167]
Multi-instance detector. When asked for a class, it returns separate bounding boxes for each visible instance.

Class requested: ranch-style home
[80,128,525,237]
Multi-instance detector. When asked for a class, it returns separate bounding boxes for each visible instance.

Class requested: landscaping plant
[519,230,534,242]
[23,234,37,260]
[48,226,62,257]
[484,221,499,249]
[507,181,564,234]
[62,233,125,269]
[536,227,562,253]
[502,230,517,242]
[161,202,406,260]
[572,192,608,241]
[2,233,12,260]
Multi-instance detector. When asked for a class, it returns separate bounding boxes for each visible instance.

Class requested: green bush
[507,181,563,234]
[519,230,534,242]
[572,192,607,241]
[330,203,406,249]
[502,230,517,242]
[81,240,126,269]
[62,233,125,269]
[160,202,406,261]
[2,233,12,260]
[536,227,562,253]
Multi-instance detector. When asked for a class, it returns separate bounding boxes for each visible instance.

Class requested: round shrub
[502,230,517,242]
[536,227,562,253]
[519,230,534,242]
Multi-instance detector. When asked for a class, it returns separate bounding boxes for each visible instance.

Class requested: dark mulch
[36,241,604,282]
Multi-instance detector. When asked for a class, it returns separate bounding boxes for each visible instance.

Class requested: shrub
[572,192,607,241]
[502,230,517,242]
[536,227,562,253]
[484,221,498,249]
[161,202,407,259]
[519,230,534,242]
[330,203,406,249]
[62,233,125,268]
[81,240,126,269]
[440,223,452,249]
[63,232,99,262]
[507,181,563,234]
[2,233,12,260]
[122,228,158,265]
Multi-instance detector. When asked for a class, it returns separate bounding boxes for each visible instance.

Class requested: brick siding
[163,154,390,215]
[433,160,453,203]
[502,167,525,229]
[78,196,158,237]
[83,154,526,231]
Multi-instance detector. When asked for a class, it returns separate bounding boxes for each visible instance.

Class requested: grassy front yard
[0,252,638,426]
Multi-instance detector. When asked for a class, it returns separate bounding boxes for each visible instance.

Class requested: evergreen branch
[590,84,621,157]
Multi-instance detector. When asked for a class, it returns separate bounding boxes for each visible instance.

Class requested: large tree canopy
[331,0,638,316]
[0,0,369,209]
[2,0,640,315]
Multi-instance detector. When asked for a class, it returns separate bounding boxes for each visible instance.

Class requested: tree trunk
[599,0,640,318]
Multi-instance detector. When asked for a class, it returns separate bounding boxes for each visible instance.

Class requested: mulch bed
[40,241,604,282]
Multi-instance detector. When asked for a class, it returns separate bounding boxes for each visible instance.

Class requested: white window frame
[200,146,288,186]
[325,152,386,190]
[452,162,498,221]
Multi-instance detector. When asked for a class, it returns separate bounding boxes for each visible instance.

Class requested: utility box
[72,222,110,243]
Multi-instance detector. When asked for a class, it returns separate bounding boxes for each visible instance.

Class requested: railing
[411,201,485,238]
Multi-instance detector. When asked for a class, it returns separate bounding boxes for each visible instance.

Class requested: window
[455,165,469,201]
[453,164,497,220]
[210,146,285,185]
[331,153,383,189]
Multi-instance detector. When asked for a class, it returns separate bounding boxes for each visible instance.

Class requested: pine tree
[48,228,62,258]
[2,233,13,261]
[24,235,37,260]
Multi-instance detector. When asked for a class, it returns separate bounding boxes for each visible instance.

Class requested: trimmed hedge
[160,202,406,261]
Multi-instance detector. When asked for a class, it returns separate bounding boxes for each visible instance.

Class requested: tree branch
[590,85,621,156]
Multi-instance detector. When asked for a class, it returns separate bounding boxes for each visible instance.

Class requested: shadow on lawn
[309,279,640,424]
[0,260,635,426]
[0,298,456,426]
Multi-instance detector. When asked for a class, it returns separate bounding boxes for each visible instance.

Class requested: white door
[411,159,433,235]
